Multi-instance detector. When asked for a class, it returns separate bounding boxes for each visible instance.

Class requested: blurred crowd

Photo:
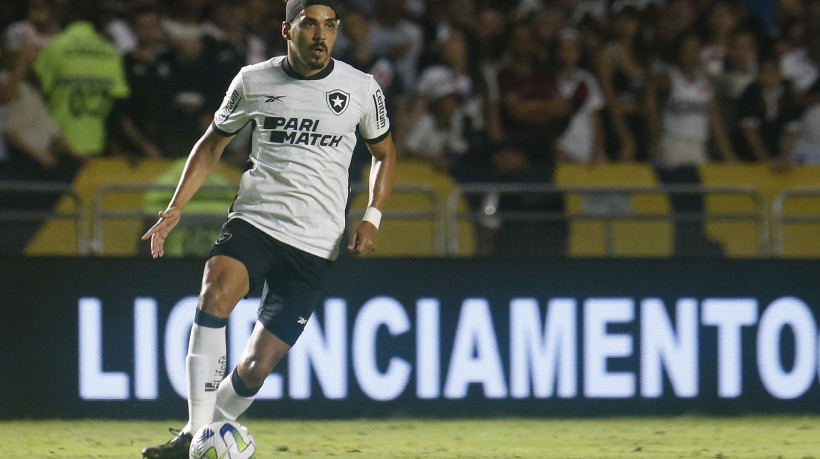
[3,0,817,256]
[3,0,818,181]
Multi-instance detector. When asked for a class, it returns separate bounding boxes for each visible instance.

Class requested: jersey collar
[282,57,335,80]
[64,21,96,35]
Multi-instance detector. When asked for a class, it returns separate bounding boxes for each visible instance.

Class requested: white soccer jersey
[557,69,605,163]
[213,57,391,260]
[662,67,712,143]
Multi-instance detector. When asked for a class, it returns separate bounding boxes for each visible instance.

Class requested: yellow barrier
[700,164,820,257]
[350,159,475,257]
[26,158,241,256]
[556,163,672,257]
[22,160,820,258]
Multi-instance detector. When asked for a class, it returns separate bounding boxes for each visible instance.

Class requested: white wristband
[363,206,382,229]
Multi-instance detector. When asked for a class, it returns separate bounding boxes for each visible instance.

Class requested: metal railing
[445,184,767,256]
[91,182,444,256]
[771,188,820,256]
[347,182,445,254]
[0,181,87,254]
[9,179,820,258]
[91,183,233,255]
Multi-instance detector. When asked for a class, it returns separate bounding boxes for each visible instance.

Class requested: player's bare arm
[348,132,396,255]
[141,126,234,258]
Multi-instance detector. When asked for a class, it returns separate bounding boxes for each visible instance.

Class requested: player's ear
[282,21,291,40]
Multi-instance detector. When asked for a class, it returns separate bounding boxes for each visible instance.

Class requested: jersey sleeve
[212,70,250,137]
[358,76,391,144]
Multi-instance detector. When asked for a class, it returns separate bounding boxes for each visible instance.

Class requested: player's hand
[141,207,182,259]
[347,221,377,256]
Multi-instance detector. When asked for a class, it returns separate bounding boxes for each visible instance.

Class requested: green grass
[3,416,820,458]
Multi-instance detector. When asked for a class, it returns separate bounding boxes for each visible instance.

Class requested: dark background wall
[2,257,819,419]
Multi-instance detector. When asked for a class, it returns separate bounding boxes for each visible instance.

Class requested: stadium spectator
[594,2,650,162]
[334,7,403,110]
[403,78,468,171]
[530,6,570,67]
[471,6,507,145]
[0,31,85,255]
[700,0,742,78]
[334,7,403,183]
[367,0,424,91]
[415,27,485,138]
[715,27,759,149]
[734,53,801,169]
[647,31,734,256]
[647,31,736,167]
[554,28,607,164]
[33,0,130,157]
[0,39,34,170]
[3,0,59,53]
[648,0,696,66]
[1,37,82,176]
[576,13,605,71]
[161,0,218,151]
[162,0,219,51]
[102,0,139,53]
[473,6,507,71]
[335,7,375,69]
[779,0,820,96]
[416,0,479,58]
[494,22,572,173]
[775,17,804,59]
[117,4,178,159]
[206,0,273,166]
[244,0,286,57]
[779,0,820,164]
[471,21,572,257]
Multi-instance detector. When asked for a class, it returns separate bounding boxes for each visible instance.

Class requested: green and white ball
[189,421,256,459]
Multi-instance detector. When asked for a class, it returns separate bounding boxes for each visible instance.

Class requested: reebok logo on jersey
[326,89,350,115]
[265,95,286,102]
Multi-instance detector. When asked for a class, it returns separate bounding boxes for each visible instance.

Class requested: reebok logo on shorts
[215,232,232,244]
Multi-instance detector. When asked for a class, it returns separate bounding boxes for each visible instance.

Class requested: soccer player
[140,1,396,457]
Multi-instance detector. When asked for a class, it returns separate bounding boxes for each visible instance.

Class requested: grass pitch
[4,416,819,458]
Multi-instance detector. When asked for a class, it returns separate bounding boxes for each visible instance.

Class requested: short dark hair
[62,0,100,27]
[285,0,338,24]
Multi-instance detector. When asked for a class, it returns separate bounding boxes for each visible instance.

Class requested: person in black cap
[141,0,396,457]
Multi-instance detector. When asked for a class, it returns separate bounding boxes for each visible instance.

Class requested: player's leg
[214,238,332,422]
[184,254,250,433]
[142,255,249,459]
[214,321,291,421]
[144,219,269,459]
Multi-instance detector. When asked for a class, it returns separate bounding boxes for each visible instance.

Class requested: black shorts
[209,218,333,346]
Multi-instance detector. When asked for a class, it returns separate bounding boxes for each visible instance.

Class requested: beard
[298,46,329,71]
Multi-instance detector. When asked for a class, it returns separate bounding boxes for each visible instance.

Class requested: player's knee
[237,357,273,389]
[198,285,234,318]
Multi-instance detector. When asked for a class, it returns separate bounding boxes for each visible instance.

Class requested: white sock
[214,369,257,422]
[182,323,227,434]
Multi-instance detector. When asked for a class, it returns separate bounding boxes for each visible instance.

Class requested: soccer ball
[189,420,256,459]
